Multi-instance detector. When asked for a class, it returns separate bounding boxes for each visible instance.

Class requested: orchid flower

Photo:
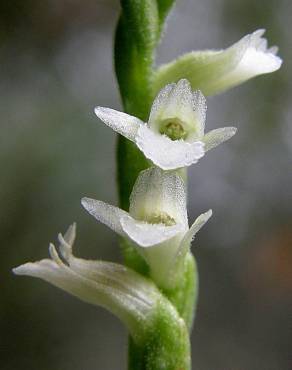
[82,167,212,288]
[153,29,282,96]
[95,79,236,170]
[13,223,162,340]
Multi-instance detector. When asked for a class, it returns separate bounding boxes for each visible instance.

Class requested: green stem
[129,299,191,370]
[115,11,153,271]
[114,1,196,368]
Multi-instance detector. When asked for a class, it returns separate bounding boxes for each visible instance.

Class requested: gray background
[1,0,291,369]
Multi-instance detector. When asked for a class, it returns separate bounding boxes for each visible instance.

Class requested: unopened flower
[82,167,212,288]
[153,29,282,96]
[13,223,162,340]
[95,79,236,170]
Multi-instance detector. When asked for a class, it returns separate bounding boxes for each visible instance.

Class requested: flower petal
[67,258,158,305]
[94,106,143,141]
[220,30,282,90]
[81,197,128,236]
[120,215,184,247]
[149,79,199,134]
[153,29,282,96]
[148,82,175,127]
[203,127,237,151]
[129,167,188,226]
[135,125,205,170]
[13,256,108,307]
[177,210,212,258]
[61,222,76,252]
[13,226,162,338]
[192,90,207,138]
[13,256,153,337]
[56,225,159,306]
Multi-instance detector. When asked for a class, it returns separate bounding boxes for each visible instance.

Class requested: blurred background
[1,0,291,369]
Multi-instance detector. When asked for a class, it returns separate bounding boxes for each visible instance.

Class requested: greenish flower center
[144,212,176,226]
[159,119,187,141]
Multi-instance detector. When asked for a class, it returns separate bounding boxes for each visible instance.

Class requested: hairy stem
[114,1,196,368]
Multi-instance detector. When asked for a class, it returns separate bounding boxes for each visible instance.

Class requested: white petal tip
[230,127,238,135]
[81,197,97,216]
[12,264,32,276]
[81,197,92,209]
[81,197,101,216]
[67,222,77,242]
[195,209,213,225]
[93,106,141,141]
[12,266,22,275]
[49,244,63,265]
[205,209,213,219]
[94,106,105,117]
[194,209,213,227]
[253,29,266,37]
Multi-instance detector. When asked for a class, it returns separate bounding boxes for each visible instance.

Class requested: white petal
[150,79,203,138]
[268,46,279,55]
[63,222,76,247]
[55,226,159,306]
[164,79,193,115]
[192,90,207,138]
[13,241,161,336]
[177,210,212,258]
[203,127,237,151]
[135,125,205,170]
[148,83,175,127]
[67,258,158,305]
[94,106,143,141]
[227,30,282,80]
[57,223,76,262]
[13,258,153,333]
[81,197,128,236]
[13,258,107,307]
[129,167,188,226]
[120,215,184,247]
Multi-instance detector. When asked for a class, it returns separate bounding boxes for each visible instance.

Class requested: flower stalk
[13,0,282,369]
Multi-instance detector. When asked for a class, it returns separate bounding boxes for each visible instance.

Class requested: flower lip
[136,125,205,170]
[120,215,185,248]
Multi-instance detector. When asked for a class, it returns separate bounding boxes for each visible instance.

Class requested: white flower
[95,79,236,170]
[13,223,161,339]
[82,167,212,288]
[153,29,282,96]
